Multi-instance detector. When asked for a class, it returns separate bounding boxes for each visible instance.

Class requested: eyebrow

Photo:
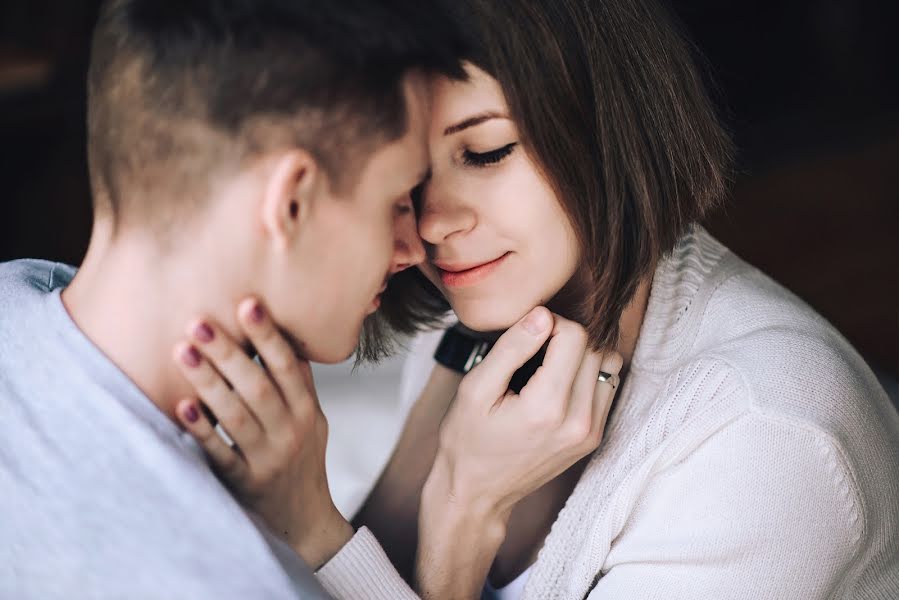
[443,111,506,136]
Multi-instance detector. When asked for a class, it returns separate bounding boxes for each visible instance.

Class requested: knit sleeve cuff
[315,526,419,600]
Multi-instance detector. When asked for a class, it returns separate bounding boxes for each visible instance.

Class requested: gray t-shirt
[0,259,329,599]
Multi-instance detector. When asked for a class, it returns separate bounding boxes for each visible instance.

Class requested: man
[0,0,462,596]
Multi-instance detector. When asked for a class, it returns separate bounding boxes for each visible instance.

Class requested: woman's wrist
[423,451,510,523]
[291,503,355,571]
[415,455,509,598]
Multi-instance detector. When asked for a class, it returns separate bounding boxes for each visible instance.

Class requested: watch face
[434,326,488,374]
[463,340,491,372]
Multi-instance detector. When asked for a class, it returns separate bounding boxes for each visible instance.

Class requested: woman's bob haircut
[358,0,734,362]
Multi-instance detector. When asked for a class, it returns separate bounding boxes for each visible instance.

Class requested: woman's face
[417,64,581,332]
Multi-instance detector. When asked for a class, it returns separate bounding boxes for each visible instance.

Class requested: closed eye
[462,142,517,167]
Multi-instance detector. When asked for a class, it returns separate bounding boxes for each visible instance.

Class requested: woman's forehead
[429,63,508,126]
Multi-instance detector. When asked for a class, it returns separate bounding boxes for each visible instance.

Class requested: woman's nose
[417,188,476,245]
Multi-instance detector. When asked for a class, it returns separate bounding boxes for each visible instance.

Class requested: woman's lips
[435,252,510,288]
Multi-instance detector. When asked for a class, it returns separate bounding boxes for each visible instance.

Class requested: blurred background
[1,0,897,514]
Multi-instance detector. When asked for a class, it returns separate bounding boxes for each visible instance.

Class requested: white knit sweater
[316,227,899,599]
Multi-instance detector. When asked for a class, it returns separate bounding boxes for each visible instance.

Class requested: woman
[173,0,899,598]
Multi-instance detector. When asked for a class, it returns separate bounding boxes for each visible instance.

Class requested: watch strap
[433,325,493,374]
[433,325,545,394]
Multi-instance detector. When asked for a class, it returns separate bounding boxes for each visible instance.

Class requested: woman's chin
[453,302,534,335]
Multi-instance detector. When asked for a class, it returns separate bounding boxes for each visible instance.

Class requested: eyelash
[462,142,517,167]
[405,141,515,214]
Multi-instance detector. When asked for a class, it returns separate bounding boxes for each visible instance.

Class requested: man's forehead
[357,118,428,193]
[403,70,432,116]
[352,73,430,192]
[404,75,433,179]
[403,72,433,136]
[397,132,429,191]
[389,77,430,186]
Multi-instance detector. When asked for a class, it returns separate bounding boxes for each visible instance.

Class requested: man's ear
[261,149,321,250]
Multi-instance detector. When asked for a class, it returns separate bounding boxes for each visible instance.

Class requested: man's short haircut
[360,0,734,361]
[87,0,464,232]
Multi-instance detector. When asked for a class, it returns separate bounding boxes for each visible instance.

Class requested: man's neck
[61,228,245,422]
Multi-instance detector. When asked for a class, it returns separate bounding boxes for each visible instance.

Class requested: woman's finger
[175,397,247,481]
[465,307,553,403]
[187,318,288,435]
[589,352,624,442]
[520,314,589,407]
[236,298,316,419]
[566,349,603,425]
[173,341,264,454]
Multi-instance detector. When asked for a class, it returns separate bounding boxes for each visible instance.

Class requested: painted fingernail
[194,322,214,343]
[522,309,550,335]
[181,345,202,368]
[183,404,199,423]
[250,302,265,324]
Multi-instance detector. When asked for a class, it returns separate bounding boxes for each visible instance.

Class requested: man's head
[85,0,463,362]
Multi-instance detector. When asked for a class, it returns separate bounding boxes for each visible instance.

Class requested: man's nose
[390,211,426,274]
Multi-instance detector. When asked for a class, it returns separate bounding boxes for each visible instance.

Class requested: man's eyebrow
[443,111,506,136]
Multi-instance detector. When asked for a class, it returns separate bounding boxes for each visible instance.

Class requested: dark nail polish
[194,322,214,343]
[181,346,202,368]
[184,405,199,423]
[251,302,265,324]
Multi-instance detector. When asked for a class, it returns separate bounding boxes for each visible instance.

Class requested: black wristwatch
[433,325,545,393]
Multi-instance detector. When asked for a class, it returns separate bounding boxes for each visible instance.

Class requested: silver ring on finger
[597,371,620,390]
[214,421,237,449]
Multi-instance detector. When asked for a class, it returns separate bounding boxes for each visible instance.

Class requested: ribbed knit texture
[319,227,899,599]
[316,527,418,599]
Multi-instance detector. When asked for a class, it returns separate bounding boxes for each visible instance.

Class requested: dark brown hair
[358,0,734,361]
[86,0,464,233]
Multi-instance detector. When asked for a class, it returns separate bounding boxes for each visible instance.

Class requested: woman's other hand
[171,298,353,569]
[417,306,622,598]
